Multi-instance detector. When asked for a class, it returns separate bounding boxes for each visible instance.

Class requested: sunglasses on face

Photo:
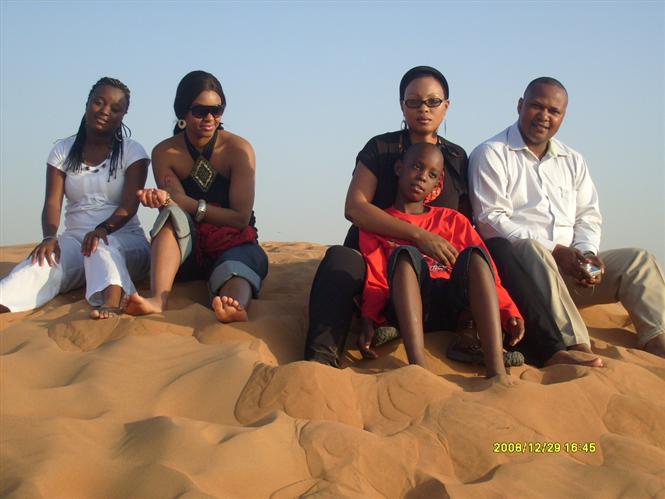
[403,98,445,109]
[189,104,224,119]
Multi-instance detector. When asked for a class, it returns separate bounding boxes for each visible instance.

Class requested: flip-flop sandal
[374,326,400,347]
[447,332,525,367]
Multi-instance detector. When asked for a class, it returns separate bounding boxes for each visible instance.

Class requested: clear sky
[1,1,664,265]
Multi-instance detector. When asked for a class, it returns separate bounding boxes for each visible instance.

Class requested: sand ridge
[1,242,664,498]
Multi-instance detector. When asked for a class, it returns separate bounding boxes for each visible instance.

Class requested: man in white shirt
[469,77,665,359]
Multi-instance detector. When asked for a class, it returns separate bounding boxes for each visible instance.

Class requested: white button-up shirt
[468,123,602,254]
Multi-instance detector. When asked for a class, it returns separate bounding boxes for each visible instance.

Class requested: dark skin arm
[139,138,256,229]
[345,162,459,266]
[29,165,65,267]
[81,159,149,256]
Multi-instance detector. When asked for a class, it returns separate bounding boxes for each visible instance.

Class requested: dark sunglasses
[189,104,224,118]
[403,98,445,109]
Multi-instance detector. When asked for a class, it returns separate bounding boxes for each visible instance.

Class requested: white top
[468,122,602,254]
[47,136,150,233]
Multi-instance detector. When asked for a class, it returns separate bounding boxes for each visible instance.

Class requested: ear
[517,97,523,115]
[394,159,403,176]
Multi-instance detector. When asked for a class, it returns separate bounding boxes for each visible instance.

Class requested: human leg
[568,248,665,357]
[461,249,505,377]
[209,243,268,323]
[484,237,566,366]
[86,231,150,319]
[124,206,191,316]
[511,239,591,348]
[0,233,85,312]
[304,245,366,367]
[388,247,428,368]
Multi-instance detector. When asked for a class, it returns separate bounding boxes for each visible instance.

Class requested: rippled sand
[1,242,663,498]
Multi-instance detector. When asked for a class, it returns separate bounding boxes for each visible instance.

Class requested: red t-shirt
[359,206,522,327]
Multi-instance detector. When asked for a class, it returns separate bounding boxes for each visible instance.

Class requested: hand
[415,230,459,268]
[358,317,378,359]
[82,227,109,256]
[136,188,171,209]
[552,245,587,281]
[576,253,605,287]
[29,237,60,267]
[505,317,525,346]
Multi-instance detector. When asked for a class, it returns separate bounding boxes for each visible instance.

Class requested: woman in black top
[124,71,268,323]
[305,66,594,368]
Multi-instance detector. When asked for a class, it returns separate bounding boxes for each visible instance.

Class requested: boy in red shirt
[359,143,524,380]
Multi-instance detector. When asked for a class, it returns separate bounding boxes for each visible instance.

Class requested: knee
[484,237,511,254]
[624,248,659,273]
[391,246,421,275]
[395,251,416,270]
[321,245,364,274]
[513,238,550,262]
[468,248,491,272]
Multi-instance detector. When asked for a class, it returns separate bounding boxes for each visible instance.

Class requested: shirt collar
[507,122,568,159]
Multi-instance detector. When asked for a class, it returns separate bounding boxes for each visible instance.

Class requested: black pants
[304,238,565,367]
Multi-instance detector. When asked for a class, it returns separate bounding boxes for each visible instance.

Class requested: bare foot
[643,334,665,359]
[545,350,604,367]
[123,293,163,316]
[486,373,518,387]
[90,307,121,320]
[212,296,248,323]
[568,343,592,353]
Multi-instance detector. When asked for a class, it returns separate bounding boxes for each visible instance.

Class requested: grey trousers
[511,239,665,348]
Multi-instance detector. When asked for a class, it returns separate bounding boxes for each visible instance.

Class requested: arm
[571,156,601,255]
[29,165,66,267]
[149,138,255,229]
[82,159,149,256]
[469,146,556,250]
[345,162,458,266]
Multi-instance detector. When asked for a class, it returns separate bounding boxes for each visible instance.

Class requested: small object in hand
[581,262,601,279]
[161,192,171,207]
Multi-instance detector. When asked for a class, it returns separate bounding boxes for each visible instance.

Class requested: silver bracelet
[42,236,57,242]
[194,199,208,222]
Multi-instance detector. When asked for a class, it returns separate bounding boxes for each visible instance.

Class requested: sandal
[374,326,400,347]
[447,326,525,367]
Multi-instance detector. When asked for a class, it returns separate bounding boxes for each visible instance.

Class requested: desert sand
[1,241,664,498]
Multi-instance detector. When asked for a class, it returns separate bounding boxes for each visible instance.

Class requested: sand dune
[1,242,664,498]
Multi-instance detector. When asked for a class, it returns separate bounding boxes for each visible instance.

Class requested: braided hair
[63,77,131,181]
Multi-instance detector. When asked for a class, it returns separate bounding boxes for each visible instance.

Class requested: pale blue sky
[1,1,664,264]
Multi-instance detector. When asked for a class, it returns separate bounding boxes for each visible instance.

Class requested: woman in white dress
[0,77,150,319]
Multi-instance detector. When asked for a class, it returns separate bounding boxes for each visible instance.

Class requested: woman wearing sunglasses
[0,77,150,318]
[124,70,268,323]
[304,65,602,369]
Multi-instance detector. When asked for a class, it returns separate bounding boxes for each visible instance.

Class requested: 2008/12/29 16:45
[493,442,597,453]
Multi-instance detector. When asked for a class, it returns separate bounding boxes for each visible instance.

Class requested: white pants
[512,239,665,348]
[0,229,150,312]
